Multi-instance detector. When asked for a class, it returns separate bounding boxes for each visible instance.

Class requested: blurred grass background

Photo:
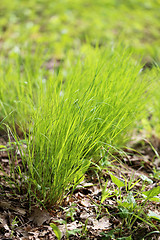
[0,0,160,61]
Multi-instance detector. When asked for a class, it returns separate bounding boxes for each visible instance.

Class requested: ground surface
[0,132,160,240]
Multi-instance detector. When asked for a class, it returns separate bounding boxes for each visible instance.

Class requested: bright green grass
[0,47,50,131]
[0,45,148,205]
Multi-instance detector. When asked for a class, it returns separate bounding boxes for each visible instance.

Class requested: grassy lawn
[0,1,160,239]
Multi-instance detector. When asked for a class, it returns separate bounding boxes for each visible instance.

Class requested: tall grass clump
[23,45,148,205]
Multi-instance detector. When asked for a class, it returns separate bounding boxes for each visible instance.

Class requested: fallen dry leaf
[79,198,91,207]
[67,221,81,231]
[91,216,110,230]
[80,210,90,220]
[29,207,51,226]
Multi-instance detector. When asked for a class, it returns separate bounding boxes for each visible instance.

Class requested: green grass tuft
[4,45,147,205]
